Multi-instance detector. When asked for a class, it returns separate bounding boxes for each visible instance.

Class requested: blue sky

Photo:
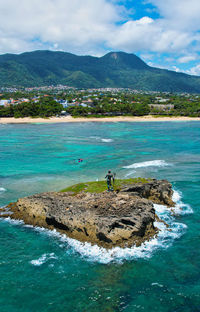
[0,0,200,75]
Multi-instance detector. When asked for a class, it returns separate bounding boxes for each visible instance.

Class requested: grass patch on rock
[60,177,151,195]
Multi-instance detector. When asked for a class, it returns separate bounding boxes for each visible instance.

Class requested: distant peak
[101,51,149,70]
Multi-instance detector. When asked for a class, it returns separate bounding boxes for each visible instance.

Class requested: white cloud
[108,0,200,55]
[172,66,181,73]
[178,55,197,64]
[140,53,155,61]
[0,0,119,54]
[0,0,200,64]
[186,64,200,76]
[108,17,195,53]
[148,0,200,31]
[136,16,153,25]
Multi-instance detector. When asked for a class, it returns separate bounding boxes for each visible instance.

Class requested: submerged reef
[2,178,174,248]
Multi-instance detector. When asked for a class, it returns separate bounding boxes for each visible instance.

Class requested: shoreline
[0,115,200,124]
[2,178,173,249]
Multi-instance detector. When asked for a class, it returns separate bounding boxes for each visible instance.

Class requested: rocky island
[1,178,175,248]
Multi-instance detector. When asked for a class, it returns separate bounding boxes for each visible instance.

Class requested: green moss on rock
[60,177,151,194]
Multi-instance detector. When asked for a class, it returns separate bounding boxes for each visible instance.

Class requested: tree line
[67,101,150,117]
[0,97,63,118]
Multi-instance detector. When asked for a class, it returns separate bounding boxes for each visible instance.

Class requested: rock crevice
[2,179,174,248]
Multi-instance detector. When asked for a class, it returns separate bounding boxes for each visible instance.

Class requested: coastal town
[1,0,200,310]
[0,85,200,118]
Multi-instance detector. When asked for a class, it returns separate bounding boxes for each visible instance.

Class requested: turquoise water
[0,121,200,311]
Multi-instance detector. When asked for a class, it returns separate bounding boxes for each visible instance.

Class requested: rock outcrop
[2,179,174,248]
[120,178,174,207]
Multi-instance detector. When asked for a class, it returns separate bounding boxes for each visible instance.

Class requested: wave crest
[101,139,113,143]
[30,253,57,266]
[1,189,192,264]
[123,160,169,169]
[172,190,193,215]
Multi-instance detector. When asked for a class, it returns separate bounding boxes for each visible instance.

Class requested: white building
[0,100,11,106]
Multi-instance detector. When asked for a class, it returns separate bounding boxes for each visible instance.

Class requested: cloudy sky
[1,0,200,75]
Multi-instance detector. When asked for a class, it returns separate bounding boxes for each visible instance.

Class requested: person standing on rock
[105,170,114,191]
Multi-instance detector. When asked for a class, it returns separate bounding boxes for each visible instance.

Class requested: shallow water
[0,121,200,311]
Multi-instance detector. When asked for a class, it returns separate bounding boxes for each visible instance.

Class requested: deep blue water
[0,121,200,311]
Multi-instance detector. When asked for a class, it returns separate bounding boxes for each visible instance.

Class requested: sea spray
[172,190,193,215]
[101,139,113,143]
[1,189,191,264]
[123,160,170,169]
[89,136,113,143]
[30,253,57,266]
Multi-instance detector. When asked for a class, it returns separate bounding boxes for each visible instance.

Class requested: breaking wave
[0,187,6,192]
[123,160,169,169]
[89,136,113,143]
[2,218,24,225]
[172,190,193,215]
[0,206,13,216]
[30,253,57,266]
[125,170,136,178]
[101,138,113,143]
[61,189,192,263]
[1,189,192,264]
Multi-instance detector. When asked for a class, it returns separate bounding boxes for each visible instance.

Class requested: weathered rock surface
[120,178,174,207]
[2,179,174,248]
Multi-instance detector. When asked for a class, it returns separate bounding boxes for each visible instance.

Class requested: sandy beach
[0,115,200,124]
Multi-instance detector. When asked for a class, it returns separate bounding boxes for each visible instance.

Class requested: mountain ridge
[0,50,200,92]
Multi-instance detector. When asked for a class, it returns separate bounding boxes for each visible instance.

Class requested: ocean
[0,121,199,311]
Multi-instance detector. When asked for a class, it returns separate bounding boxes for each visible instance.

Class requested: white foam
[0,189,192,264]
[125,170,136,178]
[89,136,113,143]
[151,283,164,288]
[0,187,6,192]
[30,253,57,266]
[58,190,190,263]
[62,217,186,264]
[101,139,113,143]
[23,224,172,264]
[0,214,186,264]
[123,160,169,169]
[0,211,13,216]
[3,217,24,225]
[172,190,181,202]
[0,206,13,216]
[172,190,193,215]
[90,136,100,139]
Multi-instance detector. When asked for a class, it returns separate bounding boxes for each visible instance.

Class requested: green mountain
[0,50,200,92]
